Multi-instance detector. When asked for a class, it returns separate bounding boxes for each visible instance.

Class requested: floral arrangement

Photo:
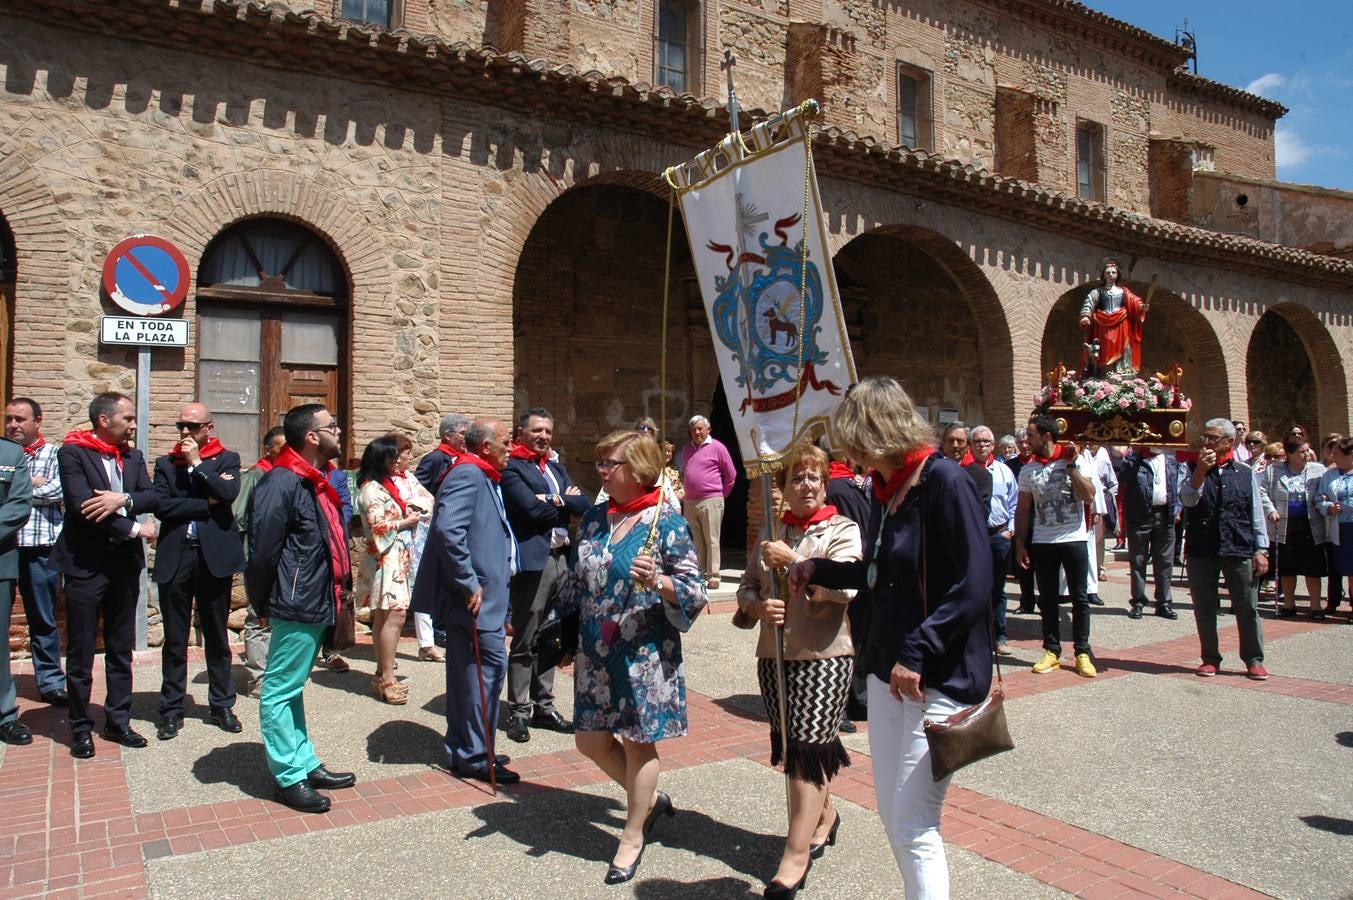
[1033,370,1192,416]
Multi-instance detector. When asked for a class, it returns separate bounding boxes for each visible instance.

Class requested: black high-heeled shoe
[643,790,676,836]
[764,857,812,899]
[808,811,841,859]
[604,840,646,886]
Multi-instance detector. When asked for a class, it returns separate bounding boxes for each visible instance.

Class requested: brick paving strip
[3,614,1345,898]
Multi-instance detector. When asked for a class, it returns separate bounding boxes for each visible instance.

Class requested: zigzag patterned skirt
[757,655,854,787]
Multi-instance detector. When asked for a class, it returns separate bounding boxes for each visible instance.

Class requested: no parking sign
[101,235,190,316]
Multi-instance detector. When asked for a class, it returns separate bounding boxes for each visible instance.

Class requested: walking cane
[771,566,791,795]
[470,617,496,796]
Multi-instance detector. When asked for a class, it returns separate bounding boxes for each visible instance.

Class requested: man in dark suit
[501,407,588,742]
[0,431,34,745]
[414,411,469,495]
[152,403,245,740]
[411,418,520,784]
[1121,445,1182,620]
[52,392,159,758]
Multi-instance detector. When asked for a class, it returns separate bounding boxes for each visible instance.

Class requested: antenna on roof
[1175,19,1198,75]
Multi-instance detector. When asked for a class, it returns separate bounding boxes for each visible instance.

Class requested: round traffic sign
[101,235,191,316]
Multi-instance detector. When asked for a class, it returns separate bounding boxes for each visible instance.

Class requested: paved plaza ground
[1,559,1350,899]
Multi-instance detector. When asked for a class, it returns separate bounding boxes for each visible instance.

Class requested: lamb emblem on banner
[706,196,842,413]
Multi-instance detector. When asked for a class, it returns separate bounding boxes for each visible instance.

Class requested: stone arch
[1041,280,1228,431]
[832,224,1016,429]
[0,154,75,426]
[1246,302,1348,438]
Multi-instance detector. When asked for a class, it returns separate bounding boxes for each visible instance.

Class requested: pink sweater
[678,438,737,500]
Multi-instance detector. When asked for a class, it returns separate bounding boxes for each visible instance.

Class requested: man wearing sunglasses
[151,404,244,740]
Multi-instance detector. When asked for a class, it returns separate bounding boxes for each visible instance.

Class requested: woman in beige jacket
[736,444,862,897]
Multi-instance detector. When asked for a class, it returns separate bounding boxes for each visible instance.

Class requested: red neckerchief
[872,446,933,502]
[1137,447,1155,459]
[1032,442,1068,465]
[380,477,408,516]
[436,441,460,463]
[958,449,975,466]
[171,436,226,466]
[781,504,838,528]
[509,442,549,472]
[1215,450,1234,468]
[254,458,274,473]
[63,430,128,472]
[827,461,855,481]
[21,434,45,457]
[275,446,349,609]
[608,487,662,514]
[454,450,502,483]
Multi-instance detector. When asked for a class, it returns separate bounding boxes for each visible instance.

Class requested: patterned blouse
[355,476,433,611]
[561,502,707,743]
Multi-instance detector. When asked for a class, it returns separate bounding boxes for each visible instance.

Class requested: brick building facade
[2,0,1351,503]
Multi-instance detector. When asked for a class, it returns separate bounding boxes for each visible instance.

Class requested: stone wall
[1191,173,1353,261]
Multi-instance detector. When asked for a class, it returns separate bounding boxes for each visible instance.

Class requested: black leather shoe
[531,709,575,734]
[765,857,811,898]
[1155,603,1178,620]
[1017,605,1036,615]
[506,715,531,743]
[808,811,841,859]
[100,725,148,749]
[208,707,243,733]
[604,840,646,885]
[459,763,521,785]
[494,753,511,766]
[1087,594,1105,606]
[307,765,356,790]
[0,720,33,745]
[40,689,69,707]
[157,716,183,741]
[274,781,331,814]
[838,718,858,734]
[642,791,675,836]
[1128,604,1144,620]
[71,733,95,758]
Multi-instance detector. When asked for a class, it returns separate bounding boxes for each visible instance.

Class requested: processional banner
[665,105,857,475]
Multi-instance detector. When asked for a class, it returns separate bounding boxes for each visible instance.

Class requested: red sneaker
[1246,663,1269,681]
[1196,663,1217,677]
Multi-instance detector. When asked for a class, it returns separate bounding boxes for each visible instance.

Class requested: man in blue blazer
[411,418,520,784]
[501,407,589,743]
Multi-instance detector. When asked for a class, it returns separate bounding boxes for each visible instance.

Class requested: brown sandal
[373,678,409,705]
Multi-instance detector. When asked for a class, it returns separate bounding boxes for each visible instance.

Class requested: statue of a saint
[1079,258,1148,376]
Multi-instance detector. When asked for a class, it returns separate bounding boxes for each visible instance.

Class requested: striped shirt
[19,441,63,547]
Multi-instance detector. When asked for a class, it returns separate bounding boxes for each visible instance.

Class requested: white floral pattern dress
[355,478,432,611]
[563,502,707,742]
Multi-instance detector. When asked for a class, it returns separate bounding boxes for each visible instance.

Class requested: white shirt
[1149,453,1169,507]
[1019,455,1091,544]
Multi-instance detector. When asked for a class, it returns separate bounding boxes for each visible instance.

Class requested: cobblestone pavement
[1,561,1349,899]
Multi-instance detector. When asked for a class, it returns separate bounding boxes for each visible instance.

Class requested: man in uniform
[0,427,34,745]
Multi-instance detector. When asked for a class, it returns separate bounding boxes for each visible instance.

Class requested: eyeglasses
[637,425,656,434]
[1200,433,1226,444]
[313,421,341,434]
[594,458,626,473]
[789,473,824,486]
[1245,439,1264,446]
[972,439,994,446]
[175,421,211,432]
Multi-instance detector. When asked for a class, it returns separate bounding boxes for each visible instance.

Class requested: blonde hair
[1264,441,1285,461]
[831,376,935,467]
[777,443,830,492]
[595,430,664,488]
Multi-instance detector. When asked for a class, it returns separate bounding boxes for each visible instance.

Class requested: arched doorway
[833,227,1012,430]
[1041,282,1226,431]
[0,214,14,403]
[196,218,349,466]
[1246,304,1347,440]
[513,180,722,491]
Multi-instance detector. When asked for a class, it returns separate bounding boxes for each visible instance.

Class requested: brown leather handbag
[918,524,1014,781]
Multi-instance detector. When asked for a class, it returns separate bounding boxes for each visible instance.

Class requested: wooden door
[0,282,11,404]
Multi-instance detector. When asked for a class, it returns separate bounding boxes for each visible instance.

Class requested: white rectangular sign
[100,316,188,348]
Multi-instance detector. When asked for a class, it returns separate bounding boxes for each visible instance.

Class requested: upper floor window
[656,0,700,94]
[341,0,393,28]
[897,64,934,151]
[1077,119,1106,202]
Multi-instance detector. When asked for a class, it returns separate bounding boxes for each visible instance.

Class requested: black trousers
[1031,541,1092,656]
[65,564,140,734]
[506,551,566,717]
[158,542,235,717]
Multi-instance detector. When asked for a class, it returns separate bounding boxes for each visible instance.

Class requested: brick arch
[0,154,75,424]
[833,224,1016,429]
[1041,280,1228,431]
[1248,302,1348,436]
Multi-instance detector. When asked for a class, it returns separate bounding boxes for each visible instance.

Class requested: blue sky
[1086,1,1353,191]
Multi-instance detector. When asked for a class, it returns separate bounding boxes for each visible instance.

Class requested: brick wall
[1148,139,1196,222]
[1246,311,1319,439]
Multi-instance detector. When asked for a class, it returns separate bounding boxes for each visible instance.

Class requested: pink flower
[1180,398,1193,411]
[1134,398,1146,410]
[1118,398,1131,408]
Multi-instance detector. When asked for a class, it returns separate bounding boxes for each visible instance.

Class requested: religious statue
[1078,258,1148,376]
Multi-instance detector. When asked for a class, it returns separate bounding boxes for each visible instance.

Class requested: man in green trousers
[245,404,355,813]
[0,430,34,745]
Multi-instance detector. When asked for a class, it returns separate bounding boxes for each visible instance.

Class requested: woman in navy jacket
[792,376,992,899]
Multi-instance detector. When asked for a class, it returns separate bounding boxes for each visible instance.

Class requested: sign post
[99,234,191,650]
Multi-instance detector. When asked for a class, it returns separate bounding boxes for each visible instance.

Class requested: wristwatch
[123,493,133,511]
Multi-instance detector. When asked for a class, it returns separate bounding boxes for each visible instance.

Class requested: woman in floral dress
[355,435,429,704]
[564,429,707,885]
